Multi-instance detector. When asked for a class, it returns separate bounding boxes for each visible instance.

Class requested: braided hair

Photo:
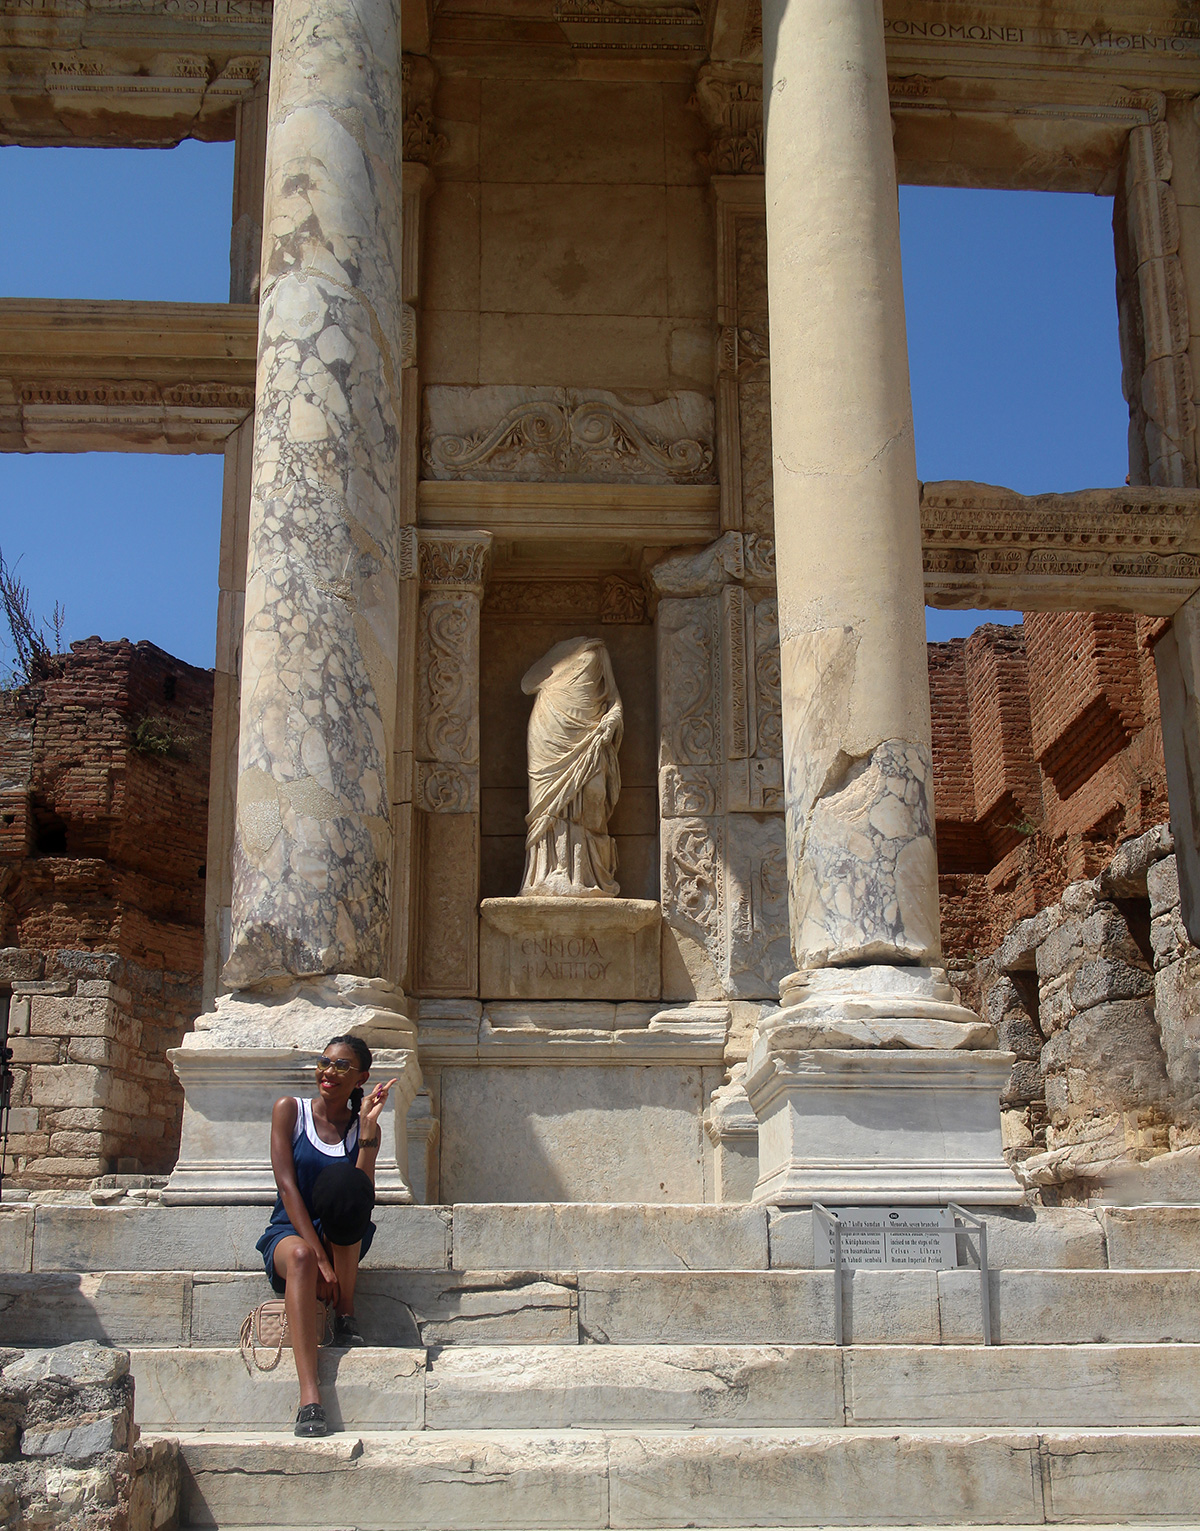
[326,1034,373,1144]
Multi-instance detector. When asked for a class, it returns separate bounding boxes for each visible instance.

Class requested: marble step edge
[8,1201,1200,1276]
[162,1426,1200,1530]
[13,1266,1200,1350]
[126,1343,1200,1435]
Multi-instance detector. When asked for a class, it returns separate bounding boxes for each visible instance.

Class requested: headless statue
[520,637,623,898]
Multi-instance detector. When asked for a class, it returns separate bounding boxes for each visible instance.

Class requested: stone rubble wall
[976,822,1200,1197]
[1,638,211,1189]
[0,1341,178,1531]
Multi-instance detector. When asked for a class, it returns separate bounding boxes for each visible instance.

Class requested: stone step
[164,1426,1200,1528]
[8,1200,1200,1277]
[10,1265,1200,1348]
[129,1343,1200,1433]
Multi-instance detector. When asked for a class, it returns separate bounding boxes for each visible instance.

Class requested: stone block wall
[975,823,1200,1198]
[1,639,211,1189]
[0,1341,178,1531]
[931,615,1170,970]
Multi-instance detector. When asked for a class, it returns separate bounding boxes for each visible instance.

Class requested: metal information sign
[811,1203,992,1346]
[813,1206,956,1269]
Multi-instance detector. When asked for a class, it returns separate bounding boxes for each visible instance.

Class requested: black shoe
[294,1403,328,1437]
[332,1313,366,1348]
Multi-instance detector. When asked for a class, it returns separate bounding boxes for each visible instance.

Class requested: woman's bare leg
[330,1239,362,1316]
[272,1237,321,1406]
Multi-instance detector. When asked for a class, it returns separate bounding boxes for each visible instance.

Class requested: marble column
[167,0,420,1202]
[225,0,408,989]
[743,0,1020,1204]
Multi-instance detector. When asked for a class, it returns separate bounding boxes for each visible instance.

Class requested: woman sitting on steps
[255,1034,397,1437]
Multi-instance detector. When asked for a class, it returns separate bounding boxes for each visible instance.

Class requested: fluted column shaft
[224,0,406,987]
[763,0,941,972]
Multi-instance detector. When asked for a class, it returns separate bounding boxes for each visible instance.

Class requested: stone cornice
[0,298,257,451]
[921,480,1200,616]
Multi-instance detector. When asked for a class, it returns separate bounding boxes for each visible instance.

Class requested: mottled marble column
[762,0,940,977]
[224,0,407,987]
[744,0,1019,1203]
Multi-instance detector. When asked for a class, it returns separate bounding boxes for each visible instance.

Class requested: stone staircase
[4,1199,1200,1529]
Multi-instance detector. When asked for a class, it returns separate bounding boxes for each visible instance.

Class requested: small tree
[0,548,65,686]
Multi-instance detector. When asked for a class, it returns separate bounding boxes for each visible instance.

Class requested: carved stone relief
[423,386,715,485]
[402,54,447,167]
[692,63,764,176]
[414,533,491,998]
[655,532,786,1000]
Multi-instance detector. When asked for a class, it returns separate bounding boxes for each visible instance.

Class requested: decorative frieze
[654,533,787,1000]
[921,481,1200,615]
[423,386,716,485]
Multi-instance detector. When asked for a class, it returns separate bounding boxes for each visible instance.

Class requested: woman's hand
[361,1078,398,1139]
[316,1253,340,1307]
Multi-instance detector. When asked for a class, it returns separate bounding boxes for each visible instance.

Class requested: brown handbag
[239,1298,333,1373]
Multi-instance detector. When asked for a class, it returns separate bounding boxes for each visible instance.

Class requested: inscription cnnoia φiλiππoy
[519,933,613,985]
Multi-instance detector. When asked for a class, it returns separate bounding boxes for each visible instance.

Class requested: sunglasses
[315,1057,359,1077]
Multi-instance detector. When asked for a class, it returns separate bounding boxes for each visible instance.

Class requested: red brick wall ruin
[1,638,212,1187]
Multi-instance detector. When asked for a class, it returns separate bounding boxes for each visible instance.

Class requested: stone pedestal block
[163,1048,420,1205]
[479,898,661,1001]
[744,1046,1024,1206]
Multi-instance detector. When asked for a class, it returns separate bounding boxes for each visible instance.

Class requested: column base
[744,1045,1025,1207]
[764,965,994,1048]
[163,976,422,1205]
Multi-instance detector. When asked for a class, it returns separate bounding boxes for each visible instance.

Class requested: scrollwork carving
[418,761,477,813]
[600,575,649,625]
[423,387,715,484]
[661,816,723,945]
[753,598,782,761]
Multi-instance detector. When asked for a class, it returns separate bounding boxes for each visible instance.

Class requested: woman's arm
[355,1079,398,1187]
[269,1097,338,1292]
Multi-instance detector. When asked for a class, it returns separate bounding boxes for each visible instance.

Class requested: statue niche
[520,636,623,898]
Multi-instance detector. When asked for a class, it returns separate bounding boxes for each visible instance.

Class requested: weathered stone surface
[1040,997,1170,1115]
[4,1342,128,1388]
[479,897,661,1002]
[176,1429,609,1530]
[31,1202,450,1272]
[437,1063,715,1205]
[1104,1145,1200,1206]
[845,1343,1200,1427]
[1155,952,1200,1111]
[451,1203,768,1273]
[1102,1205,1200,1268]
[425,1344,840,1428]
[606,1428,1043,1526]
[999,905,1063,973]
[131,1347,425,1432]
[939,1269,1200,1345]
[1042,1429,1200,1521]
[1100,823,1174,898]
[1150,853,1182,917]
[1069,957,1155,1010]
[0,1208,34,1273]
[984,979,1043,1059]
[579,1270,833,1345]
[0,1274,190,1348]
[22,1410,127,1461]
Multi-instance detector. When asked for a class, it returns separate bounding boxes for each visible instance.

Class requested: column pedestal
[745,1044,1022,1206]
[165,976,420,1204]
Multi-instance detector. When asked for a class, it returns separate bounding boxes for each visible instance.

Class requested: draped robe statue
[520,637,623,898]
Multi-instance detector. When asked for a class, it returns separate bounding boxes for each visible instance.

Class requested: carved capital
[692,63,764,176]
[402,54,448,167]
[417,531,493,591]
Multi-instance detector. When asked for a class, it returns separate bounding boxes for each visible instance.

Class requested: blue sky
[0,144,1129,669]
